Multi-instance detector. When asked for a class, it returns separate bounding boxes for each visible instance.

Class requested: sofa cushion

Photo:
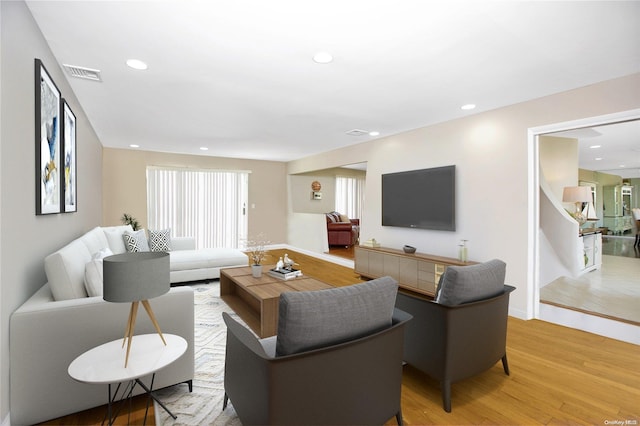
[83,248,113,297]
[79,227,110,255]
[103,225,132,254]
[169,248,247,271]
[123,229,150,252]
[44,239,92,301]
[149,228,172,252]
[435,259,506,305]
[45,228,114,301]
[275,276,398,356]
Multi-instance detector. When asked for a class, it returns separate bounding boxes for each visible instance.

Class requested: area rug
[154,282,243,425]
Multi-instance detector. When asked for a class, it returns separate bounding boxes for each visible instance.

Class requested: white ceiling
[26,1,640,165]
[549,120,640,179]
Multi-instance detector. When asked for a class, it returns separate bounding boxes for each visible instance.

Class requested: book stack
[361,239,380,248]
[268,268,303,280]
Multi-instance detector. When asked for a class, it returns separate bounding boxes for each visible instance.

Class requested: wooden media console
[354,245,475,297]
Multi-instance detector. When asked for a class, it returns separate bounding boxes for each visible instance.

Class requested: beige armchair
[221,276,412,425]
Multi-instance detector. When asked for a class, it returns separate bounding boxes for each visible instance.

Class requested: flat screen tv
[382,165,455,231]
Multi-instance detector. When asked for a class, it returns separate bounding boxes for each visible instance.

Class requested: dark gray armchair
[395,259,515,412]
[222,276,412,425]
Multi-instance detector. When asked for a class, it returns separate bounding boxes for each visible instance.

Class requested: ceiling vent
[63,64,102,82]
[345,129,369,136]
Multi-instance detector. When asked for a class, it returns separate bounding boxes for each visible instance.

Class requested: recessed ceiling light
[346,129,369,136]
[200,147,209,151]
[589,145,601,149]
[595,157,602,161]
[461,104,476,110]
[129,144,140,148]
[369,131,380,136]
[126,59,148,70]
[313,52,333,64]
[619,165,626,168]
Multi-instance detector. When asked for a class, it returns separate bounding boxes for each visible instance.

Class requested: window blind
[335,175,365,220]
[147,167,248,249]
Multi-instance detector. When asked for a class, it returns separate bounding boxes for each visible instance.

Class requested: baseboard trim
[508,307,528,320]
[539,303,640,345]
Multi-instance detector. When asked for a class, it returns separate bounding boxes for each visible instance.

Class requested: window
[147,167,248,249]
[335,175,365,219]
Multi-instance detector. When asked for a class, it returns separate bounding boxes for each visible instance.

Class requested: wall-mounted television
[382,165,456,231]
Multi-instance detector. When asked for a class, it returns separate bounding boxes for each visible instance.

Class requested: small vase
[251,264,263,278]
[458,240,468,262]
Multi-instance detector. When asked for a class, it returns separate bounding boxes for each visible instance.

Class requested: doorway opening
[530,109,640,344]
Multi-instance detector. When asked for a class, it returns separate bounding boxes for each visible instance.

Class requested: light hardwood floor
[37,394,155,425]
[540,253,640,325]
[40,248,640,425]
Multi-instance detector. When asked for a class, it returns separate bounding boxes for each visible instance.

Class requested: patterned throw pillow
[149,228,172,252]
[327,212,341,223]
[122,229,150,252]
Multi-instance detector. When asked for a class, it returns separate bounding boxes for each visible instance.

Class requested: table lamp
[103,252,170,367]
[562,186,592,226]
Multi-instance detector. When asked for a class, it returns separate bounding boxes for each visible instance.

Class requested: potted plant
[121,213,141,231]
[244,233,269,277]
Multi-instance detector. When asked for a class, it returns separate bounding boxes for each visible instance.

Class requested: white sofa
[9,225,247,425]
[43,225,248,301]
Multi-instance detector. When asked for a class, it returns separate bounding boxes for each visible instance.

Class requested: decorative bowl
[403,245,416,254]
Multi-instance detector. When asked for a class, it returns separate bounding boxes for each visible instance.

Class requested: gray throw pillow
[275,276,398,356]
[122,229,150,252]
[435,259,506,305]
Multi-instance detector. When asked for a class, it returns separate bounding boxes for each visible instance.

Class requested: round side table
[69,333,187,425]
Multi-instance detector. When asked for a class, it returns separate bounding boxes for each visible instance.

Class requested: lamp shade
[103,252,170,303]
[562,186,592,203]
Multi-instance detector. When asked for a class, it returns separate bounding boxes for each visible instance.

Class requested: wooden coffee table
[220,266,333,338]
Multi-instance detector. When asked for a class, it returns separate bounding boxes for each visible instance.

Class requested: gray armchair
[221,276,412,425]
[395,259,515,412]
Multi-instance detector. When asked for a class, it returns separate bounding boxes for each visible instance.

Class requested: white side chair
[632,208,640,247]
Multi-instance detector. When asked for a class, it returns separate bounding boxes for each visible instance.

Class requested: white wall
[288,72,640,321]
[101,148,288,244]
[0,4,4,424]
[0,2,103,420]
[538,135,584,281]
[290,174,335,214]
[288,165,366,252]
[539,135,579,204]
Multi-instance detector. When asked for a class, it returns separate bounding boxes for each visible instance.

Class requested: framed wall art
[62,100,77,212]
[35,58,62,215]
